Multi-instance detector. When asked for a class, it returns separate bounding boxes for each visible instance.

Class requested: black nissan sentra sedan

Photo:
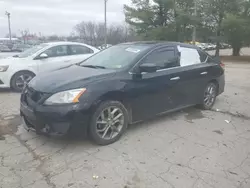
[20,42,225,145]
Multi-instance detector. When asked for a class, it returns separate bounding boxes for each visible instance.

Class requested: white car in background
[0,42,99,92]
[196,43,206,50]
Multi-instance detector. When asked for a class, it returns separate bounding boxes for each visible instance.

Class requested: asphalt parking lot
[0,62,250,188]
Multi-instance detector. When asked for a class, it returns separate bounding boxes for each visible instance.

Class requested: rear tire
[89,101,128,145]
[11,71,35,92]
[199,82,218,110]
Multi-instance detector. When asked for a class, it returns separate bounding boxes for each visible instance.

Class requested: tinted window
[178,46,201,66]
[70,45,94,55]
[142,47,179,70]
[198,50,209,62]
[44,45,68,57]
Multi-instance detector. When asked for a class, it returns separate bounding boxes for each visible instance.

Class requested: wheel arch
[10,70,36,87]
[90,91,132,124]
[208,79,219,95]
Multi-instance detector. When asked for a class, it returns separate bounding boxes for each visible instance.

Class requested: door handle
[200,72,208,75]
[170,77,180,81]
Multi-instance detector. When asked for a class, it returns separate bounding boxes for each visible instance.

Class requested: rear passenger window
[177,46,201,66]
[44,45,69,57]
[198,50,211,63]
[70,45,94,55]
[142,47,179,70]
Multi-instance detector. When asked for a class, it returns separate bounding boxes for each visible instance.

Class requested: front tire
[199,82,218,110]
[89,101,128,145]
[11,71,35,92]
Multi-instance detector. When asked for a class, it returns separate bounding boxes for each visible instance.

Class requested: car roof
[120,41,198,49]
[43,41,91,46]
[41,41,99,51]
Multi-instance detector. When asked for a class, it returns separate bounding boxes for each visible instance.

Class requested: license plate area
[21,103,35,120]
[21,103,46,133]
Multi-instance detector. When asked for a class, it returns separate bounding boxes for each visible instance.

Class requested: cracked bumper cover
[20,102,90,136]
[217,74,225,95]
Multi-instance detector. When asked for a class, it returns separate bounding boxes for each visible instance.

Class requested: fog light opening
[42,124,51,133]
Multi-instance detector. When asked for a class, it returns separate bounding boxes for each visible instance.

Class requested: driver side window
[141,47,179,70]
[43,45,69,58]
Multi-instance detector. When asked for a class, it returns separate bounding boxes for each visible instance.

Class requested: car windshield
[18,44,49,58]
[79,44,150,69]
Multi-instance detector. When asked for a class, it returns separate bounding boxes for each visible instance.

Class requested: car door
[195,49,222,102]
[68,45,96,64]
[176,45,216,105]
[35,45,71,74]
[127,46,189,122]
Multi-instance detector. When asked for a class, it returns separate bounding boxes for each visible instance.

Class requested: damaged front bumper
[20,102,90,136]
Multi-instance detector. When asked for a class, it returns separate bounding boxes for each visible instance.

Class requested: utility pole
[5,11,12,42]
[104,0,107,47]
[192,0,197,44]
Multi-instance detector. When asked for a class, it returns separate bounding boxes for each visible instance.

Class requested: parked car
[12,44,33,52]
[20,42,225,145]
[220,43,231,49]
[0,44,11,52]
[206,43,216,50]
[98,44,112,50]
[196,43,206,50]
[0,42,99,92]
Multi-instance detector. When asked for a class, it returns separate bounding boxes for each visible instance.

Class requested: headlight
[44,88,86,105]
[0,65,9,72]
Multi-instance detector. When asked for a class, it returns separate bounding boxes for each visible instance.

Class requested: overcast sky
[0,0,130,37]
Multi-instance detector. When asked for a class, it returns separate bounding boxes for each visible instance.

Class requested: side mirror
[39,53,48,59]
[139,63,157,73]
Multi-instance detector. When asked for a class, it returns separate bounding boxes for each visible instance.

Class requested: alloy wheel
[15,74,33,90]
[204,83,216,107]
[96,106,125,140]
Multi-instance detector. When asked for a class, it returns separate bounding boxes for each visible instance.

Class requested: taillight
[220,62,225,70]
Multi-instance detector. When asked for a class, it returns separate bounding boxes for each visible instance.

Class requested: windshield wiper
[80,65,106,69]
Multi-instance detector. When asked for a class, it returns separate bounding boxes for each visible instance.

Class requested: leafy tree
[222,15,248,56]
[222,0,250,56]
[124,0,196,41]
[124,0,158,39]
[201,0,239,56]
[124,0,250,57]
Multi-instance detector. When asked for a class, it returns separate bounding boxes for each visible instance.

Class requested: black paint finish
[20,42,225,135]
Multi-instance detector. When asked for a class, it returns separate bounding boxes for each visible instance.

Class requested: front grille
[23,86,46,106]
[31,91,44,102]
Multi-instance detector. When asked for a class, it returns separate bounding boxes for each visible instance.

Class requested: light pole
[192,0,197,44]
[5,11,12,42]
[104,0,107,47]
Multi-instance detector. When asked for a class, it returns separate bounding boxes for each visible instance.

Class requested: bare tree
[74,21,136,46]
[19,29,30,44]
[75,21,99,46]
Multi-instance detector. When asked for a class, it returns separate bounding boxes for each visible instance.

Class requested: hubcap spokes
[16,74,33,89]
[96,107,124,140]
[204,85,216,106]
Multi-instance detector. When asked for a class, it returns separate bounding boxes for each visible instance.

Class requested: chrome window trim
[128,45,210,75]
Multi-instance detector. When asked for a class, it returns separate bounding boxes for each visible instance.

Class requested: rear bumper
[20,102,90,136]
[217,73,225,95]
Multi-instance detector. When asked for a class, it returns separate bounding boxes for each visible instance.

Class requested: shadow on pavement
[0,88,13,93]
